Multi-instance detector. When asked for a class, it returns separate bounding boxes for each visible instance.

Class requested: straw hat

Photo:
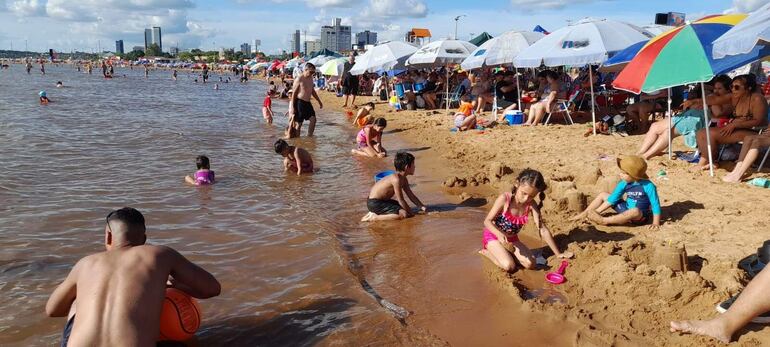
[617,155,649,180]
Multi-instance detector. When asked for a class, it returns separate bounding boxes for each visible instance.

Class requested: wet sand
[315,88,770,346]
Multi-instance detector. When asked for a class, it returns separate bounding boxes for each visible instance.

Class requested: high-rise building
[170,46,179,56]
[240,43,251,54]
[320,18,351,52]
[115,40,124,55]
[152,27,162,52]
[132,46,145,52]
[355,31,377,47]
[293,30,301,54]
[304,39,322,55]
[144,29,152,50]
[252,39,261,53]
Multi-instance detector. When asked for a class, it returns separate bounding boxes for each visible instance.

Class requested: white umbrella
[713,3,770,58]
[406,39,477,115]
[642,24,675,36]
[461,31,545,118]
[461,31,545,70]
[514,18,652,134]
[308,55,336,67]
[350,41,418,75]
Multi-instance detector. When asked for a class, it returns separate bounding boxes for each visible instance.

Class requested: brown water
[0,65,576,346]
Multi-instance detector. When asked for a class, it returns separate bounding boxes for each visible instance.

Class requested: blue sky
[0,0,765,54]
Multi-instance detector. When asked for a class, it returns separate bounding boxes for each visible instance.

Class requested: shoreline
[310,86,770,345]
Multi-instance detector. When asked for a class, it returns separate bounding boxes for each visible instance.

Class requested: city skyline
[0,0,763,54]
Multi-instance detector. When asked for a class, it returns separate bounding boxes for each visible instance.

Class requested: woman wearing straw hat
[570,156,662,229]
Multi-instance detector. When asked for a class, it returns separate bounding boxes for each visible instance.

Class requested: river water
[0,65,574,346]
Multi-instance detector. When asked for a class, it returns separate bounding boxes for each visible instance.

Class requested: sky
[0,0,767,54]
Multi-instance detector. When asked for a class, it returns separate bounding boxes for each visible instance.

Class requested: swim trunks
[367,198,402,215]
[343,74,359,95]
[612,201,652,225]
[293,99,315,123]
[61,314,185,347]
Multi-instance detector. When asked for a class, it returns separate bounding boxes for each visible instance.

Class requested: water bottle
[749,178,770,188]
[682,89,689,100]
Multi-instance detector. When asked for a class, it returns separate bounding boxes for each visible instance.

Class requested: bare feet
[670,319,731,344]
[722,172,741,183]
[361,212,375,222]
[587,210,607,225]
[569,212,586,222]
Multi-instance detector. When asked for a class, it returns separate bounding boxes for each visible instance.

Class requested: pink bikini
[482,193,530,249]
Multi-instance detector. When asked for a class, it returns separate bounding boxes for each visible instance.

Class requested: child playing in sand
[571,155,661,229]
[184,155,216,186]
[262,91,274,124]
[352,118,387,158]
[454,95,477,131]
[39,90,50,104]
[352,102,375,128]
[362,152,427,222]
[274,139,313,175]
[479,169,573,272]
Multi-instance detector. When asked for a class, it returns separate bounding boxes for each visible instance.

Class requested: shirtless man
[361,152,427,222]
[274,139,314,175]
[46,207,221,347]
[288,62,323,138]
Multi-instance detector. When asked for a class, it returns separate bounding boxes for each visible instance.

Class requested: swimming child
[184,155,216,186]
[479,169,573,272]
[262,91,274,124]
[274,139,313,175]
[39,90,50,104]
[56,81,63,88]
[46,207,220,347]
[571,155,661,229]
[352,102,375,128]
[454,95,477,131]
[214,83,220,90]
[361,152,427,222]
[352,118,387,158]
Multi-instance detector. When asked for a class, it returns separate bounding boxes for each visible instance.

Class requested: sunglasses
[731,84,743,91]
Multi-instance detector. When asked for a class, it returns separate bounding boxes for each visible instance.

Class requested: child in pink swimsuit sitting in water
[184,155,215,186]
[479,169,573,272]
[351,118,387,158]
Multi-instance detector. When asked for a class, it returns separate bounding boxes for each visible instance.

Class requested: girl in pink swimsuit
[352,118,387,158]
[479,169,573,272]
[184,155,216,186]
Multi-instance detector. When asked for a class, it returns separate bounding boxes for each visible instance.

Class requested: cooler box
[504,110,524,125]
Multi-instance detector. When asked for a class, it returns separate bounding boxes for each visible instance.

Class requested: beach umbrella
[713,3,770,59]
[406,39,478,115]
[642,24,676,36]
[350,41,418,75]
[461,30,545,117]
[469,32,494,46]
[601,40,649,72]
[613,14,770,176]
[309,48,342,59]
[308,55,335,67]
[319,57,347,76]
[514,18,652,134]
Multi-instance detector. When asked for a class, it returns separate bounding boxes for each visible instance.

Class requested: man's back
[68,245,172,347]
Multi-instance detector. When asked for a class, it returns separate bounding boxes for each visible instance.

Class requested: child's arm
[644,181,662,229]
[393,176,413,216]
[603,181,627,211]
[352,109,364,125]
[402,176,426,212]
[531,205,573,258]
[184,175,196,185]
[483,194,508,241]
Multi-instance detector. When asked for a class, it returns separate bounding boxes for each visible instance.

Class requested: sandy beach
[312,88,770,346]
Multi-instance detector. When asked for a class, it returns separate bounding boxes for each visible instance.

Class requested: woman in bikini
[688,74,768,171]
[478,169,573,272]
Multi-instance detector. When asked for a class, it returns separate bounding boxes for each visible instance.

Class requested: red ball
[158,288,202,341]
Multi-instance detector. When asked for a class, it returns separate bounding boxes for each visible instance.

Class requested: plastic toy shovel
[545,260,569,284]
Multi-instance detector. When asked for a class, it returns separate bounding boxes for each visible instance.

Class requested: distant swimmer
[274,139,313,175]
[40,61,46,75]
[26,61,32,74]
[172,69,177,81]
[184,155,216,186]
[39,90,50,104]
[262,91,274,124]
[56,81,63,88]
[87,63,92,75]
[202,64,209,83]
[45,207,221,347]
[144,65,149,78]
[109,64,114,76]
[287,62,323,138]
[214,83,219,90]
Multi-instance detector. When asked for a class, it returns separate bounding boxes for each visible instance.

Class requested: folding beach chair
[544,90,578,125]
[439,85,464,109]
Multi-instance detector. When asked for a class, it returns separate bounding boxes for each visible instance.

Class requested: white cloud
[8,0,46,17]
[509,0,605,11]
[725,0,770,13]
[306,0,357,8]
[364,0,427,18]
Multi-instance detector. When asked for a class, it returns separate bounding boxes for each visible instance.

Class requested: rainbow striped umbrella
[613,14,770,93]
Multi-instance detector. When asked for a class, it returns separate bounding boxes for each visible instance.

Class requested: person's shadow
[197,298,357,346]
[428,197,487,212]
[664,200,705,223]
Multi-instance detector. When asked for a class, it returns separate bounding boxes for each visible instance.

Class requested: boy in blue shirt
[571,155,661,230]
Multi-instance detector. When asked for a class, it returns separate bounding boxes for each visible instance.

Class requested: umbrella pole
[589,67,597,135]
[516,69,521,112]
[446,63,450,115]
[701,82,715,177]
[493,79,498,121]
[667,88,672,160]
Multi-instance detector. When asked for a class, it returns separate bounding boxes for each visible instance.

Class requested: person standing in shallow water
[287,63,323,138]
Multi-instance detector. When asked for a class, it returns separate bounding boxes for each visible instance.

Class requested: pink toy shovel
[545,260,569,284]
